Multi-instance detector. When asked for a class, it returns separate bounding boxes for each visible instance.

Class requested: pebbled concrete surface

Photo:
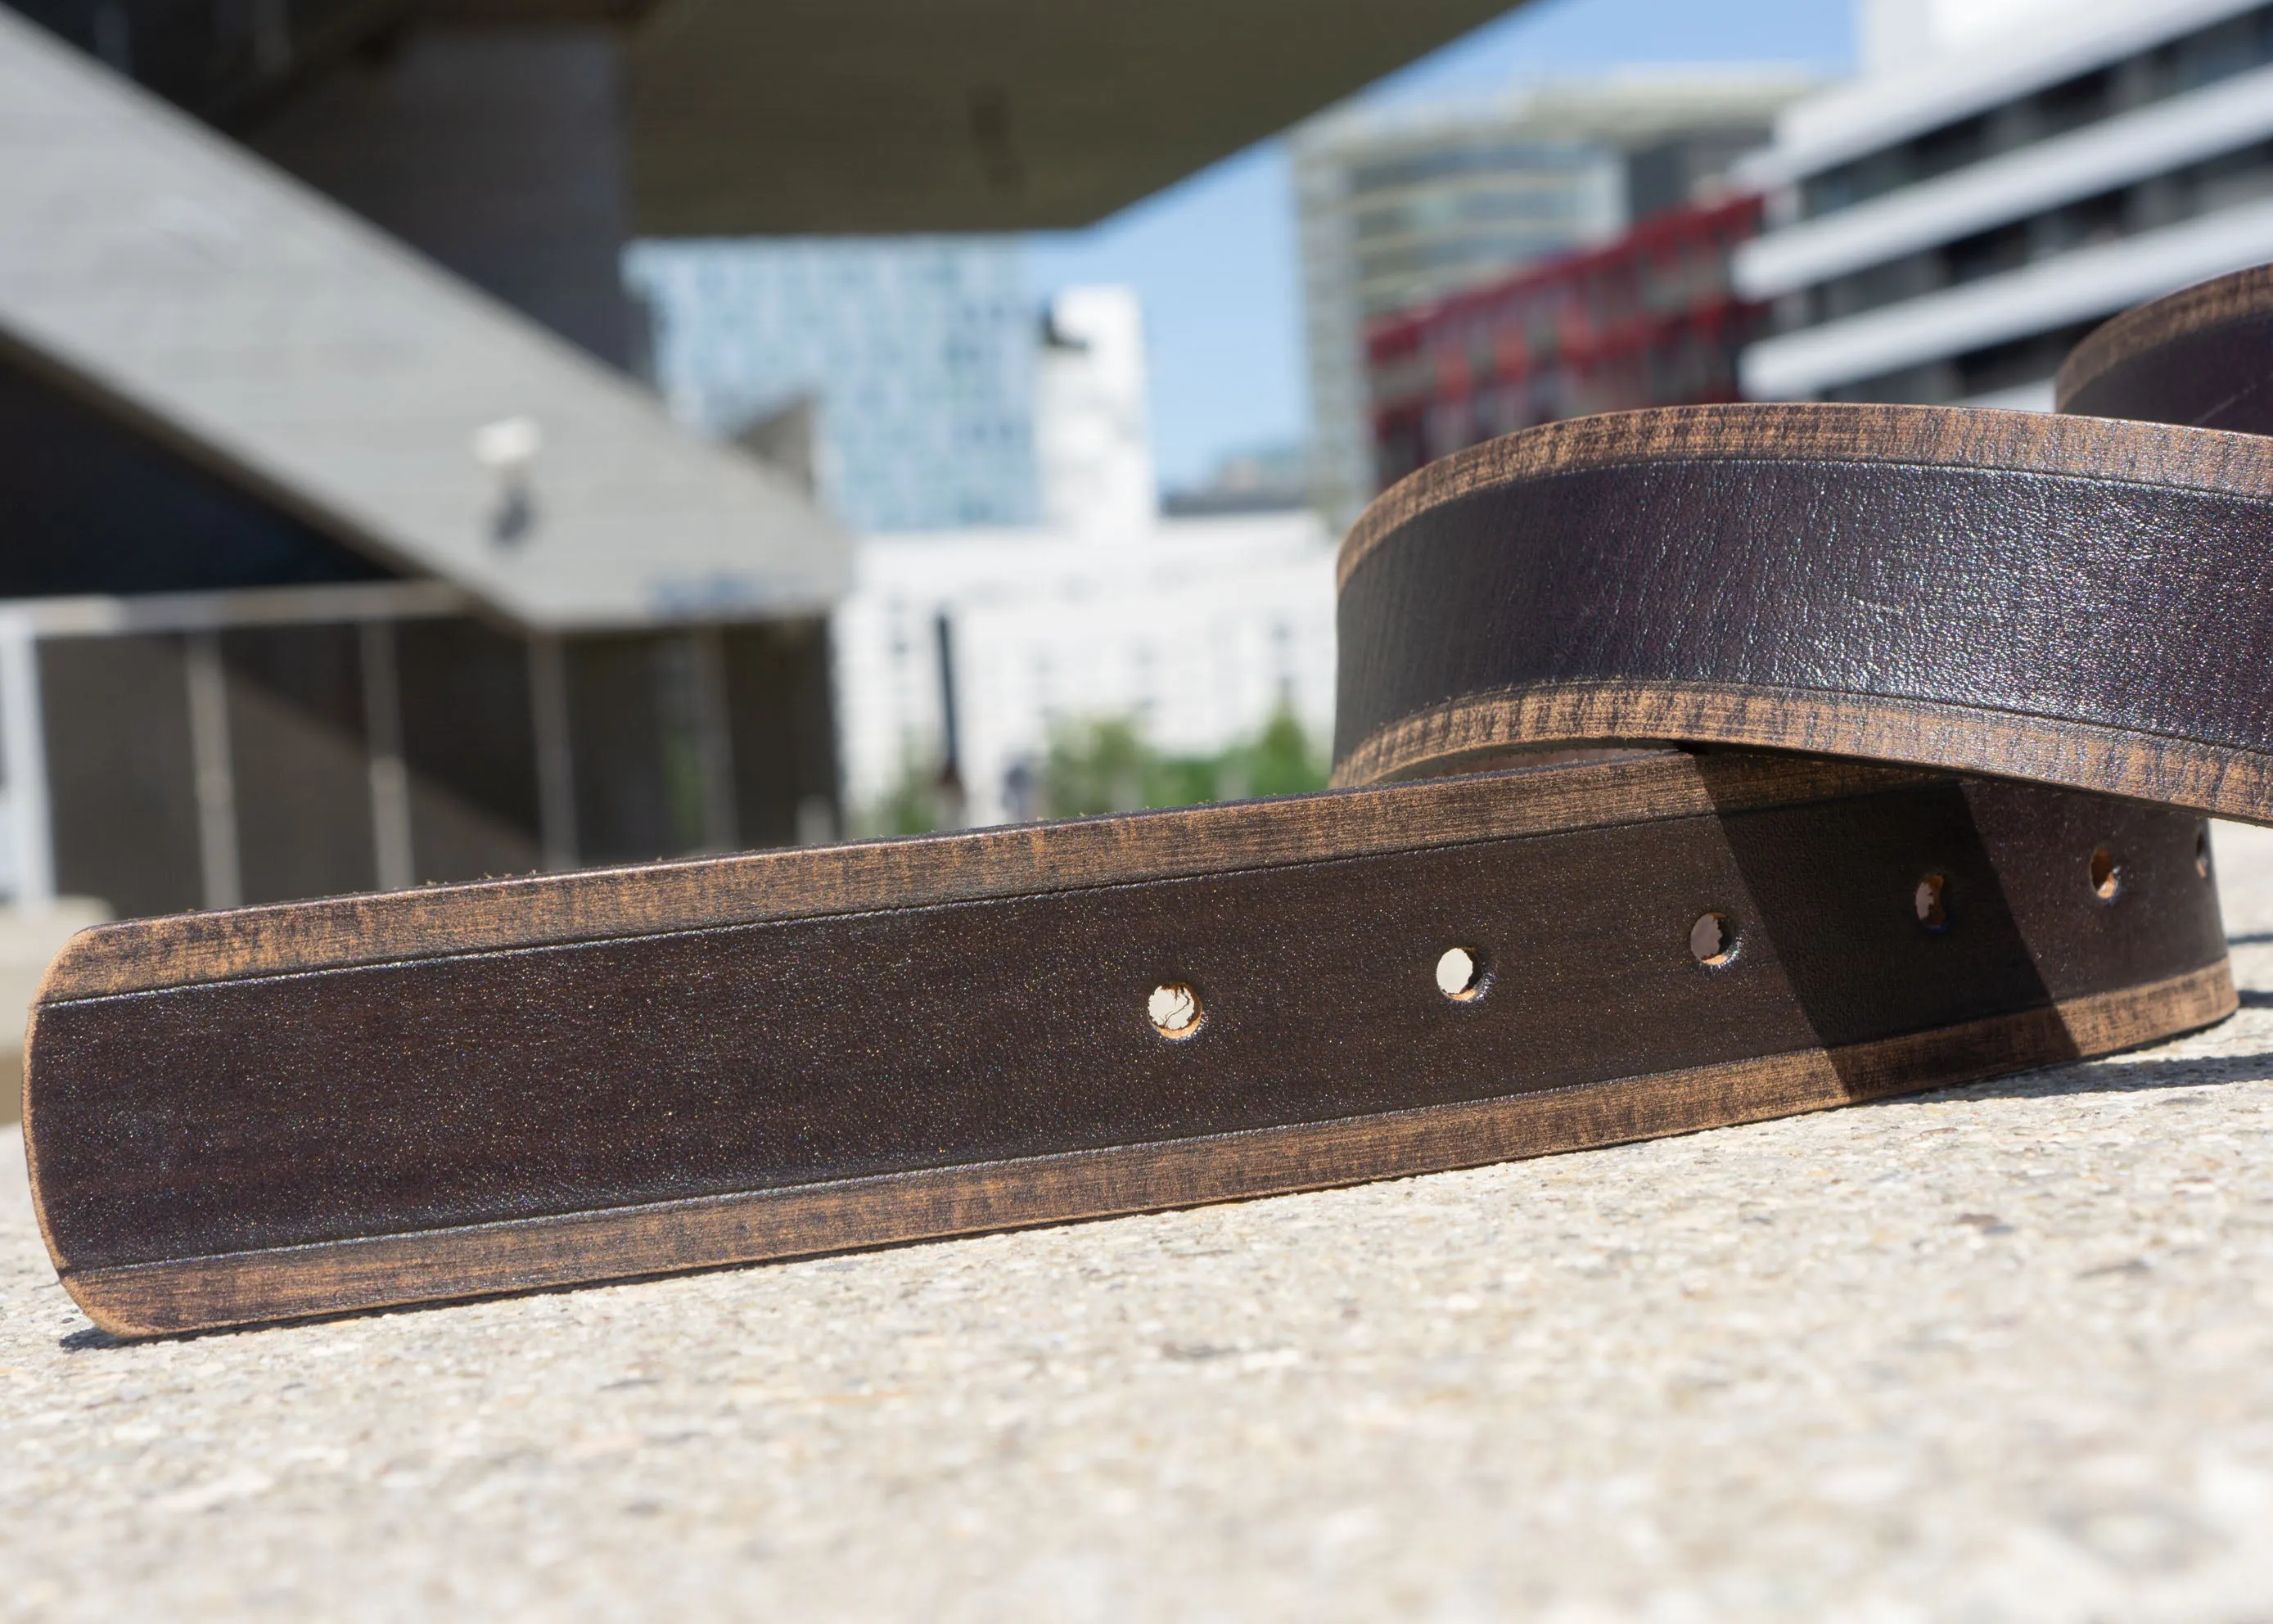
[7,828,2273,1622]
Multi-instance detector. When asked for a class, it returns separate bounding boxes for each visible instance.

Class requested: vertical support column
[0,618,56,909]
[688,626,739,853]
[359,620,416,893]
[183,631,242,911]
[528,632,578,872]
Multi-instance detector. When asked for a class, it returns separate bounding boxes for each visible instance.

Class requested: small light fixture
[472,416,543,546]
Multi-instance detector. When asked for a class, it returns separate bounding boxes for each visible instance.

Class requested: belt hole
[2197,826,2212,880]
[1690,912,1738,967]
[1436,946,1486,1001]
[2090,847,2122,902]
[1148,982,1204,1040]
[1914,873,1951,932]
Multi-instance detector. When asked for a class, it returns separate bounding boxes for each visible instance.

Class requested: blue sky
[1026,0,1857,490]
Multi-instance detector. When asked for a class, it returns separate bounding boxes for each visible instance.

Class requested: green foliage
[1043,717,1158,818]
[853,748,960,838]
[1044,707,1328,819]
[851,709,1331,837]
[1242,707,1333,800]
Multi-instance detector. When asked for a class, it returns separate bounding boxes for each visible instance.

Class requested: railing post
[359,620,416,892]
[183,631,242,911]
[0,616,54,909]
[528,633,578,872]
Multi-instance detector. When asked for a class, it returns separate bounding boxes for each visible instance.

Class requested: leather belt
[25,268,2273,1338]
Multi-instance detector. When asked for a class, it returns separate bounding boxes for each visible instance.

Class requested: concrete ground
[8,833,2273,1621]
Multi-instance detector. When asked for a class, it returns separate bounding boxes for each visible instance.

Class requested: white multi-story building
[1738,0,2273,409]
[1035,286,1158,539]
[832,512,1337,828]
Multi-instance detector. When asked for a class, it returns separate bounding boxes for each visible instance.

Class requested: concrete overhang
[0,6,849,633]
[616,0,1528,234]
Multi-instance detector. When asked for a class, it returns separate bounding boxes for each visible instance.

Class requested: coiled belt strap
[25,270,2273,1337]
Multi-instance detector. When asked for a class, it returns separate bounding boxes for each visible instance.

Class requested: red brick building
[1367,194,1766,489]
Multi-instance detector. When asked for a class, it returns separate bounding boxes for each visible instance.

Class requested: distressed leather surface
[2059,264,2273,434]
[1337,458,2273,781]
[29,778,2221,1270]
[26,268,2273,1334]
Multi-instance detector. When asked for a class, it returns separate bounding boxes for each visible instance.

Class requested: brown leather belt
[25,268,2273,1338]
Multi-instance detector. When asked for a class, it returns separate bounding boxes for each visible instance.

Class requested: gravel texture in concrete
[7,828,2273,1621]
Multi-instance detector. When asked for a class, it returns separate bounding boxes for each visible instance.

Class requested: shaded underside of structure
[9,0,1531,234]
[0,349,391,598]
[616,0,1529,232]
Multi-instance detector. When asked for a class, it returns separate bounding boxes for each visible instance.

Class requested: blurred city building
[1368,193,1766,488]
[1161,444,1314,518]
[625,238,1041,532]
[832,290,1335,829]
[1036,286,1159,540]
[1738,0,2273,408]
[834,513,1337,830]
[1293,68,1819,526]
[0,0,1522,922]
[625,259,1162,541]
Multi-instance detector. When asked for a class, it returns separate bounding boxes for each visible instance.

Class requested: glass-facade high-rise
[626,237,1040,532]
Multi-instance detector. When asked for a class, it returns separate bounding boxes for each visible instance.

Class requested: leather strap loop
[1333,402,2273,820]
[2059,264,2273,434]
